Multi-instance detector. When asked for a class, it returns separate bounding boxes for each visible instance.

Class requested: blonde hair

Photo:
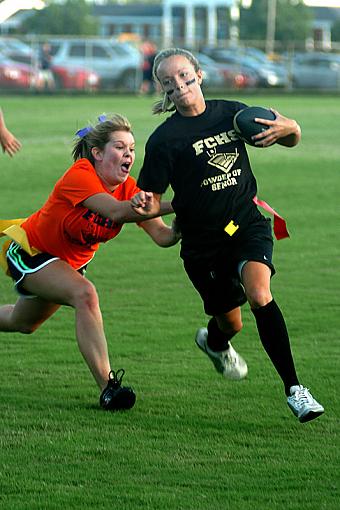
[72,113,132,164]
[151,48,201,115]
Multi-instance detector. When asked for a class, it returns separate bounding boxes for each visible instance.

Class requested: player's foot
[100,369,136,411]
[195,327,248,380]
[287,385,324,423]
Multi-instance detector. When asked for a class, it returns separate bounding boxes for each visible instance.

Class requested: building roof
[313,7,340,21]
[92,4,163,18]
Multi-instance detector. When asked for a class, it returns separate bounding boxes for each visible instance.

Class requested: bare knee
[247,287,272,309]
[72,280,99,312]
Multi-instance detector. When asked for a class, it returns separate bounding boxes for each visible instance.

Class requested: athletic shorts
[6,241,86,298]
[183,221,275,316]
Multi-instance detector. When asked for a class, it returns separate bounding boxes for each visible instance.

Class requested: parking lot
[1,36,340,93]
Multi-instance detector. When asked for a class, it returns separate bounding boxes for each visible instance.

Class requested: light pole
[230,4,240,45]
[230,1,253,46]
[266,0,277,55]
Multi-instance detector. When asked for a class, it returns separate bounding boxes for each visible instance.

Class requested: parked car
[48,38,142,91]
[194,53,225,89]
[290,52,340,89]
[0,37,35,61]
[196,52,258,89]
[0,38,100,92]
[202,47,288,88]
[0,53,38,90]
[51,64,100,91]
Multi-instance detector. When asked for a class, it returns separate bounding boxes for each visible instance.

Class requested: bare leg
[0,260,112,390]
[241,261,272,308]
[203,307,243,352]
[215,307,243,336]
[0,298,60,333]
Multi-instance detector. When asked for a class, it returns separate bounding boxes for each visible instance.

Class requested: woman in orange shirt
[0,113,179,411]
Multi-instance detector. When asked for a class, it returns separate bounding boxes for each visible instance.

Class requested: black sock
[207,317,233,352]
[252,300,299,395]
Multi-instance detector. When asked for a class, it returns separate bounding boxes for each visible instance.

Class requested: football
[233,106,276,146]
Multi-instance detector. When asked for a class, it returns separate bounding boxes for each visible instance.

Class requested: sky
[303,1,340,7]
[56,0,340,5]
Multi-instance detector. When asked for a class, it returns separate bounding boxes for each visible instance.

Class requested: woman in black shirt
[135,48,324,423]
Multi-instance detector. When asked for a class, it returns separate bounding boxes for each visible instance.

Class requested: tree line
[17,0,340,47]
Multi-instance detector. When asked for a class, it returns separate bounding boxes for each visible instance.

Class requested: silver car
[290,52,340,89]
[48,37,142,91]
[202,47,289,88]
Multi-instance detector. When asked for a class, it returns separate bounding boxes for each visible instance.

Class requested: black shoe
[99,369,136,411]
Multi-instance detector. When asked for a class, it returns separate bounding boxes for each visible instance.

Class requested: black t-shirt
[138,99,265,259]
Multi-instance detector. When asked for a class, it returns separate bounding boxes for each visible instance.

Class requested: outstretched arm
[0,108,21,157]
[82,191,173,225]
[252,109,301,148]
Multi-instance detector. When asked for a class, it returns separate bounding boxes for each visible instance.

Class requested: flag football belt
[224,195,289,241]
[0,219,40,276]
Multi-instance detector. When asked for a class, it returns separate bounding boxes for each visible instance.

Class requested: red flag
[253,195,289,240]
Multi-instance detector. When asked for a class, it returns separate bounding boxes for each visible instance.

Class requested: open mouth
[121,162,131,172]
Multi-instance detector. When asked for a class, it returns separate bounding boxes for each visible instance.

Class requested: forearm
[141,217,181,247]
[110,200,161,224]
[153,225,180,247]
[277,120,301,147]
[109,201,173,224]
[84,193,173,225]
[159,200,174,215]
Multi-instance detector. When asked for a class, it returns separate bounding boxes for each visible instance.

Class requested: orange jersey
[22,158,140,269]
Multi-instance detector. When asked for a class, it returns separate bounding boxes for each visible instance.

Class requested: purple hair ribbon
[75,125,92,138]
[75,114,107,138]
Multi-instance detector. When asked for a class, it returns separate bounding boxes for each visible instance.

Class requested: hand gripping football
[233,106,276,146]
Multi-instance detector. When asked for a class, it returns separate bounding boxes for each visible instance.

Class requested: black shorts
[183,221,275,316]
[6,242,87,297]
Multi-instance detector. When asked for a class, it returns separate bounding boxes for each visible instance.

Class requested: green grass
[0,93,339,510]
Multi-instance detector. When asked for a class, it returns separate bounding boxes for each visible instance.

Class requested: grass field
[0,93,339,510]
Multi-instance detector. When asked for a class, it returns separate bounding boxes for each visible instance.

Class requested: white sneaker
[195,327,248,380]
[287,385,324,423]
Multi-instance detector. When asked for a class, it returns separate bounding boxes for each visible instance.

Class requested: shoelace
[204,338,238,368]
[223,349,237,367]
[293,387,310,405]
[108,368,125,388]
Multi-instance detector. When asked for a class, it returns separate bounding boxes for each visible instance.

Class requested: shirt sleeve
[57,161,108,207]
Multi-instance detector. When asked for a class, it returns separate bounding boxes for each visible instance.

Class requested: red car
[0,51,100,92]
[0,55,38,90]
[220,65,259,89]
[51,64,100,91]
